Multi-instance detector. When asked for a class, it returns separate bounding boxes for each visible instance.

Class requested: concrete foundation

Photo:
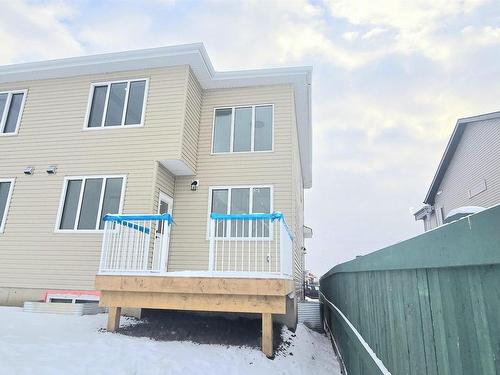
[274,295,298,330]
[0,287,43,306]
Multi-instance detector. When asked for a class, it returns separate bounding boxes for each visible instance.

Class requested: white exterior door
[153,192,173,272]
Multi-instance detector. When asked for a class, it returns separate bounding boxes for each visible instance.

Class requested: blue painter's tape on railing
[103,213,173,224]
[210,212,283,221]
[119,221,150,234]
[210,212,294,240]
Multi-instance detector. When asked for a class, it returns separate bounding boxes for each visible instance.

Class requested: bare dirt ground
[118,309,287,353]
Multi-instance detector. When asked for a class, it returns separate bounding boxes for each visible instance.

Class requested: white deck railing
[209,212,294,277]
[98,213,173,274]
[98,212,294,278]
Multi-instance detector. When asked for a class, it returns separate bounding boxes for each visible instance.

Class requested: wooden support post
[261,313,273,357]
[107,307,121,332]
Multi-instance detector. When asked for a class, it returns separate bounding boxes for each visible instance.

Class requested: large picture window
[209,186,272,238]
[85,79,148,129]
[57,176,125,231]
[0,179,15,233]
[212,105,273,153]
[0,90,27,135]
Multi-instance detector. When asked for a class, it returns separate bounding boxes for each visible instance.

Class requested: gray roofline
[0,43,313,188]
[423,110,500,204]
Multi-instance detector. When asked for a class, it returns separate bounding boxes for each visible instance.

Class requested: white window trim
[0,89,28,136]
[158,191,174,215]
[83,78,149,130]
[0,178,15,233]
[55,175,127,233]
[210,104,274,154]
[206,184,274,240]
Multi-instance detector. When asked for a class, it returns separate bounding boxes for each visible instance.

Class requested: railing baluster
[240,220,243,272]
[275,220,278,273]
[215,219,219,272]
[268,220,271,272]
[133,220,139,270]
[254,228,257,272]
[117,221,123,270]
[247,221,252,272]
[228,221,231,272]
[221,220,225,272]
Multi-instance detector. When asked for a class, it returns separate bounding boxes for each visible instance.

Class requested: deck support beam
[107,306,121,332]
[262,313,273,357]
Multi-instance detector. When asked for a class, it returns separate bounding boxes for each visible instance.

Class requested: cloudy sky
[2,0,500,275]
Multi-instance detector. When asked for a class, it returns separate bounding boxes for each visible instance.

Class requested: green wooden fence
[320,204,500,375]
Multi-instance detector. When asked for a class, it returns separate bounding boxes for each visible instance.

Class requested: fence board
[320,205,500,374]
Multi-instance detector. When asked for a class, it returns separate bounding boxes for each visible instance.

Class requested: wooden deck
[95,275,294,357]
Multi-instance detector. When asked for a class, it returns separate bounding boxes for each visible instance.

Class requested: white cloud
[323,0,491,61]
[462,25,500,44]
[78,13,162,53]
[0,0,82,64]
[342,31,359,41]
[324,0,487,31]
[361,27,387,40]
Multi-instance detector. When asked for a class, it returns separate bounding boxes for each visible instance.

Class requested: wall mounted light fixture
[46,166,57,175]
[24,167,34,175]
[191,180,199,191]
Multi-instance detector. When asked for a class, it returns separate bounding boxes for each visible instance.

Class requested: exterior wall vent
[468,179,487,198]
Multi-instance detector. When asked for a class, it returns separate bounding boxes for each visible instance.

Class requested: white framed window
[0,90,27,135]
[207,185,273,238]
[0,178,15,233]
[84,78,149,129]
[211,104,274,154]
[55,175,126,232]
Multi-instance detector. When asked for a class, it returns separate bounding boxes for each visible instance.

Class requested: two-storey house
[414,111,500,231]
[0,44,312,356]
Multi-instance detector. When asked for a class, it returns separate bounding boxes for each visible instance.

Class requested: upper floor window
[212,105,273,153]
[85,79,148,129]
[0,90,27,135]
[56,175,125,231]
[0,178,15,233]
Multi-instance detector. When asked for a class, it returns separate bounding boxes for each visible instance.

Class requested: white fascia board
[0,43,312,188]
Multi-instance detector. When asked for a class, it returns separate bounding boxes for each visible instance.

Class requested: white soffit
[160,159,195,176]
[0,43,312,188]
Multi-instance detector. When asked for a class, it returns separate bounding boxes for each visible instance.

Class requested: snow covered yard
[0,307,341,375]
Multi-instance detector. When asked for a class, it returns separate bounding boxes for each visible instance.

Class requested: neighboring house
[0,44,312,356]
[414,111,500,231]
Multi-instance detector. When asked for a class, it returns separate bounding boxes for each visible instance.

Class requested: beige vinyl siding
[291,91,305,298]
[434,118,500,219]
[152,162,176,212]
[167,84,298,272]
[180,67,202,173]
[0,66,190,290]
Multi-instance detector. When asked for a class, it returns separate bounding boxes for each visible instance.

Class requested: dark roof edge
[423,110,500,204]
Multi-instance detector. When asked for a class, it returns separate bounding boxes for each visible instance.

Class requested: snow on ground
[0,307,341,375]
